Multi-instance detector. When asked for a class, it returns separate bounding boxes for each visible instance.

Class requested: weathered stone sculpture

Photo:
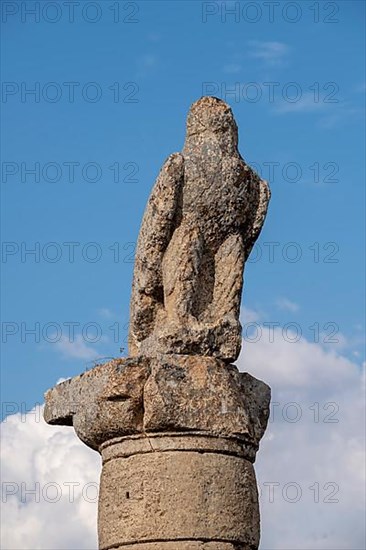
[129,96,270,362]
[44,96,271,550]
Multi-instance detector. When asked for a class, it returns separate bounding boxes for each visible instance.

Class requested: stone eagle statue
[129,96,270,362]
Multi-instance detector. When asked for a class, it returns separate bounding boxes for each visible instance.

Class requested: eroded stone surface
[44,357,151,450]
[129,96,270,362]
[44,355,270,456]
[43,96,271,550]
[143,355,270,454]
[108,544,246,550]
[98,434,259,550]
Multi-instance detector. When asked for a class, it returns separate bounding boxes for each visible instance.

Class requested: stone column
[44,355,270,550]
[44,95,272,549]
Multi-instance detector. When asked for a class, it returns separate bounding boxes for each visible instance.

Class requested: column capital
[44,354,270,460]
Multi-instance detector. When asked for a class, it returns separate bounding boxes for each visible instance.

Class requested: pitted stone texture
[108,543,249,549]
[98,434,259,550]
[240,372,271,448]
[129,96,270,362]
[44,355,270,458]
[144,355,270,456]
[44,357,150,450]
[100,432,252,463]
[42,96,271,550]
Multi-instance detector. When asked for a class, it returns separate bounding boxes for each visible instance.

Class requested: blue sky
[1,2,365,549]
[2,0,365,413]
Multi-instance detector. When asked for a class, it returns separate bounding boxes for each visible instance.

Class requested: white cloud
[273,92,329,114]
[52,335,99,361]
[318,329,365,357]
[248,40,289,65]
[1,328,364,549]
[318,106,363,129]
[222,40,289,74]
[237,327,365,549]
[240,305,263,324]
[0,406,100,549]
[56,377,71,385]
[223,63,242,74]
[136,54,159,78]
[273,94,364,129]
[275,297,300,312]
[97,307,114,319]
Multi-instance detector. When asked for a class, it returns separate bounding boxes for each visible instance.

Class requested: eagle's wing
[243,170,271,260]
[129,153,184,355]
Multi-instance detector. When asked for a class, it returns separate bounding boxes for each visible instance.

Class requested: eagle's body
[129,97,270,361]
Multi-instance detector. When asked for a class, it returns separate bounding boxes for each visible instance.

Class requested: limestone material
[143,355,270,456]
[44,355,270,459]
[44,354,269,549]
[44,357,150,450]
[98,433,260,550]
[43,96,272,550]
[107,544,246,550]
[129,96,270,362]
